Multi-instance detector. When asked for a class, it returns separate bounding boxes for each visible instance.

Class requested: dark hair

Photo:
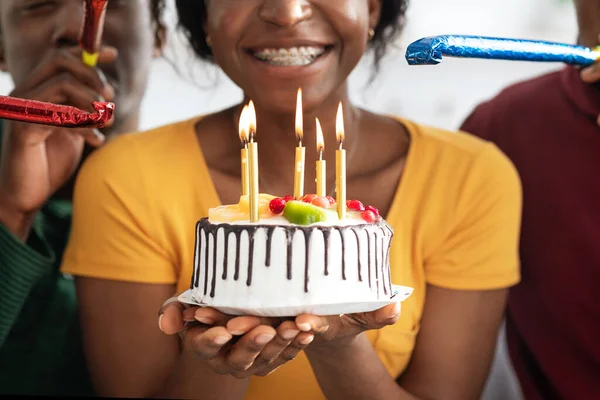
[151,0,408,72]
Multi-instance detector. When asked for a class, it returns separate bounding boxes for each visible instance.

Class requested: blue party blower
[405,35,600,67]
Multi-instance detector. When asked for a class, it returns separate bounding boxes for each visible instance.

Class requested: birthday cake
[189,194,396,316]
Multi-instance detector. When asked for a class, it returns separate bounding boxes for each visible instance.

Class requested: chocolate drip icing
[322,229,330,276]
[384,226,393,295]
[380,234,387,296]
[246,228,257,286]
[210,229,218,297]
[304,230,312,292]
[234,230,241,281]
[286,230,293,280]
[193,218,393,299]
[340,230,346,280]
[222,232,229,279]
[374,232,380,299]
[351,229,362,282]
[192,223,201,289]
[265,227,275,267]
[204,230,210,296]
[367,232,372,288]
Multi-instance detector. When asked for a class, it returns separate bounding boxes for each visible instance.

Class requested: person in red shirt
[461,2,600,398]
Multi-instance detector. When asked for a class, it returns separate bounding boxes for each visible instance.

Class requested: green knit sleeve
[0,219,56,346]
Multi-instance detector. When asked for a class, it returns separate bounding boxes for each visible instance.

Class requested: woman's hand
[158,298,314,378]
[158,296,400,378]
[296,301,401,350]
[0,46,116,239]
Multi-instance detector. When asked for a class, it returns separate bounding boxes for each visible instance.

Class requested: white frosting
[190,219,394,313]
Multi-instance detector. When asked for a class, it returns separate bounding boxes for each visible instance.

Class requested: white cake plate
[177,285,414,317]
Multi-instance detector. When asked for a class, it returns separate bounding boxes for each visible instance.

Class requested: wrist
[305,332,367,360]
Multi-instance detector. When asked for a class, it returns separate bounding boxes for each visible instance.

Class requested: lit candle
[315,118,326,197]
[238,105,250,196]
[293,88,305,199]
[247,101,259,222]
[335,102,346,219]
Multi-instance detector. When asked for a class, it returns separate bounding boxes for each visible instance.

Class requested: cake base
[178,285,413,317]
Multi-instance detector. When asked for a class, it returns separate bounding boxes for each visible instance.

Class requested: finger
[295,314,330,334]
[225,325,277,371]
[13,49,113,100]
[580,62,600,83]
[251,321,299,366]
[276,332,314,363]
[96,46,119,64]
[65,45,119,64]
[22,73,107,112]
[348,302,401,331]
[226,316,281,336]
[80,128,105,147]
[190,326,233,360]
[158,298,189,335]
[370,301,401,327]
[195,307,236,326]
[183,307,199,322]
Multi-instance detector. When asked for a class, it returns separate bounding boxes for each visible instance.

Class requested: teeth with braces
[253,46,327,66]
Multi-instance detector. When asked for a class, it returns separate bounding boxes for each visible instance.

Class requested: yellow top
[62,116,522,399]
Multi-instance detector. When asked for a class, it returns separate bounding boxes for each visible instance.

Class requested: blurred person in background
[462,1,600,398]
[0,0,165,395]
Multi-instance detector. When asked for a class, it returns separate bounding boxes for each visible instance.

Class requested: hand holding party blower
[406,35,600,67]
[80,0,109,67]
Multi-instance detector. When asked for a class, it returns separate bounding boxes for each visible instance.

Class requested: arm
[305,286,506,400]
[308,143,521,399]
[0,218,54,346]
[75,278,249,399]
[61,136,249,399]
[0,45,115,344]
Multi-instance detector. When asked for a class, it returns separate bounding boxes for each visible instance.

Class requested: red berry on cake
[283,195,294,202]
[361,210,377,223]
[269,198,287,215]
[302,194,317,203]
[365,205,380,216]
[311,196,331,209]
[346,200,365,211]
[326,196,336,205]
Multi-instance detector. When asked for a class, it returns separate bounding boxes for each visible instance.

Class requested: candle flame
[248,100,257,140]
[336,102,344,147]
[238,105,248,145]
[315,118,324,156]
[295,88,303,144]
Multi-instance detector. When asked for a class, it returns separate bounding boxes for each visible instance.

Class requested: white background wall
[0,1,578,398]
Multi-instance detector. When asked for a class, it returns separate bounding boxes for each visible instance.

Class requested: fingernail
[158,315,164,332]
[255,334,275,345]
[214,336,230,345]
[299,335,314,345]
[196,317,214,325]
[297,322,311,332]
[393,301,401,315]
[281,330,299,340]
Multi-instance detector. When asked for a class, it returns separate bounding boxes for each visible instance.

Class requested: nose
[51,2,85,48]
[259,0,312,28]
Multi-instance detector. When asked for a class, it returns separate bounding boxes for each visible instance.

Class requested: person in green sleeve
[0,0,166,396]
